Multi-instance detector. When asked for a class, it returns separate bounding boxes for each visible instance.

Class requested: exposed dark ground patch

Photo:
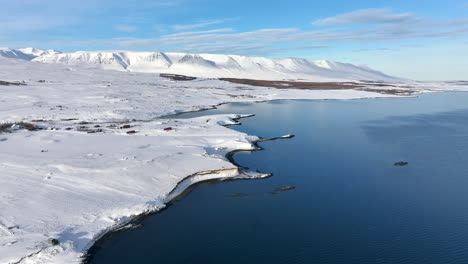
[0,122,39,133]
[0,80,26,86]
[220,78,416,95]
[160,74,197,81]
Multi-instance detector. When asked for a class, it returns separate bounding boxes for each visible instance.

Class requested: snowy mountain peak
[177,54,216,67]
[0,48,35,60]
[19,47,61,57]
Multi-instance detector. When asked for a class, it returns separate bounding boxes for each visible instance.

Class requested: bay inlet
[88,92,468,264]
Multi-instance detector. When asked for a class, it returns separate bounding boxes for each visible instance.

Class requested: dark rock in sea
[229,192,249,198]
[394,161,409,166]
[48,238,60,246]
[164,127,174,131]
[127,130,137,135]
[273,186,296,192]
[120,125,131,129]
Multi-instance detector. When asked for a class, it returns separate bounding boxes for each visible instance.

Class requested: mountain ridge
[0,48,403,82]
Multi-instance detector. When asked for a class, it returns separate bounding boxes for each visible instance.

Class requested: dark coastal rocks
[48,238,60,246]
[230,186,297,198]
[394,161,409,166]
[126,130,137,135]
[163,127,174,131]
[273,186,296,192]
[229,192,249,198]
[257,134,296,142]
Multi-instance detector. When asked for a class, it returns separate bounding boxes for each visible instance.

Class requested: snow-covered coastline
[0,56,467,264]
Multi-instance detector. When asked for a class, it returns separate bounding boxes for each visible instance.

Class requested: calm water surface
[89,92,468,264]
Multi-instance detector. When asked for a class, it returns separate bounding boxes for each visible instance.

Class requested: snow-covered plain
[0,55,466,264]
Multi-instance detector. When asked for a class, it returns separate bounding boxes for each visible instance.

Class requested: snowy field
[0,56,466,264]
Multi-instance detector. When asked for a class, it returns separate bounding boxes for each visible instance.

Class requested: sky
[1,0,467,80]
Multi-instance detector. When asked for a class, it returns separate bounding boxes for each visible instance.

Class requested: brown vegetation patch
[160,73,197,81]
[0,122,38,133]
[220,78,417,95]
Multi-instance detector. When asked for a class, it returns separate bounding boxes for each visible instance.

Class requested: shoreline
[82,113,288,263]
[82,92,437,263]
[81,90,434,262]
[2,91,408,263]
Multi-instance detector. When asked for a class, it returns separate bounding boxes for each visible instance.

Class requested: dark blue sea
[88,92,468,264]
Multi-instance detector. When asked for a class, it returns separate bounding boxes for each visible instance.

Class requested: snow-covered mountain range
[0,47,402,82]
[19,47,61,57]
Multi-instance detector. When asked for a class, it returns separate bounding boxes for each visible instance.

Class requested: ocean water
[88,92,468,264]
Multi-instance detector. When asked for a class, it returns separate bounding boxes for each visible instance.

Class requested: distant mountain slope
[0,47,35,60]
[0,48,403,82]
[18,47,61,57]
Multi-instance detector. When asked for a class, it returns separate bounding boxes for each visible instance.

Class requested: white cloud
[312,8,415,26]
[58,15,468,56]
[115,25,138,33]
[171,20,226,31]
[162,28,234,37]
[2,4,468,57]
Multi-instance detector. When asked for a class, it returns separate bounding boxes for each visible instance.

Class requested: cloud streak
[2,5,468,58]
[59,13,468,56]
[312,8,415,25]
[162,28,234,37]
[171,20,227,31]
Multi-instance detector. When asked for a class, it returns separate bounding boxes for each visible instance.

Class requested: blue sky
[1,0,468,80]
